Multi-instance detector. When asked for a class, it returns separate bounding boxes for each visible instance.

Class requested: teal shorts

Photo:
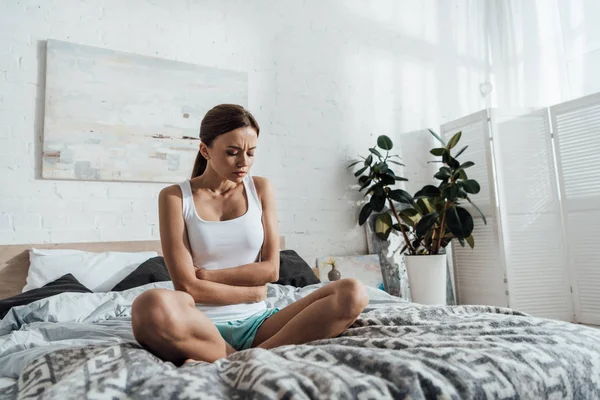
[215,308,280,351]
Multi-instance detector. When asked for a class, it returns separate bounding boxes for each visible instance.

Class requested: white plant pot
[405,254,447,305]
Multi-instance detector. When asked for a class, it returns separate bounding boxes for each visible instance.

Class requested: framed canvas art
[42,40,248,183]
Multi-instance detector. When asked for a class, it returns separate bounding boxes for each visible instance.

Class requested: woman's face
[201,126,258,182]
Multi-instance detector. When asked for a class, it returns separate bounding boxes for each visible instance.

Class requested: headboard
[0,236,286,299]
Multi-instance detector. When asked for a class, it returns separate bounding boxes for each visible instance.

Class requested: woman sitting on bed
[131,104,369,365]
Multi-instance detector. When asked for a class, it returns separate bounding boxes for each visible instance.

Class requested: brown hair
[191,104,260,178]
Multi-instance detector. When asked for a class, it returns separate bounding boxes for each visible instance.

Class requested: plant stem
[386,195,416,255]
[435,201,450,254]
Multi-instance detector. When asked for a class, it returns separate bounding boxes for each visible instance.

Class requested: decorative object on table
[42,39,248,183]
[316,255,384,290]
[365,213,407,298]
[324,258,341,281]
[349,131,484,304]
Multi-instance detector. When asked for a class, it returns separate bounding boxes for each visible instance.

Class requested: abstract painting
[42,40,248,182]
[316,255,385,291]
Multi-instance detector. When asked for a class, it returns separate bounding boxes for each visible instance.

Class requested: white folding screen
[551,93,600,325]
[440,111,508,307]
[492,109,572,321]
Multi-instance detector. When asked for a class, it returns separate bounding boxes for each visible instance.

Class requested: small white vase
[405,254,447,305]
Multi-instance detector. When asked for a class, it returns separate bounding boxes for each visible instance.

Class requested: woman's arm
[197,177,280,286]
[158,185,267,305]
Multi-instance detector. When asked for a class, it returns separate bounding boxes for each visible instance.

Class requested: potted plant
[349,131,486,304]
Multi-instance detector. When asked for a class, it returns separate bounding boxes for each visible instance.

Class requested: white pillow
[24,250,158,293]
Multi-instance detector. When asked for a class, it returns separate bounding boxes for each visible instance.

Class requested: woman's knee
[333,278,369,319]
[131,289,193,342]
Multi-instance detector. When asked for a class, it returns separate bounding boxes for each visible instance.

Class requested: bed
[1,241,600,399]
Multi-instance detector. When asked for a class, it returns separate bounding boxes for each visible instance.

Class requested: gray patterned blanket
[5,304,600,399]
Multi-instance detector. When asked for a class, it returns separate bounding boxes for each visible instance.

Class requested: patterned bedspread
[5,303,600,399]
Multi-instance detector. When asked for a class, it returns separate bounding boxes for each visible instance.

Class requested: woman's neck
[192,167,238,195]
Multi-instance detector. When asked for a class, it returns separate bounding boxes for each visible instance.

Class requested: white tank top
[178,174,266,323]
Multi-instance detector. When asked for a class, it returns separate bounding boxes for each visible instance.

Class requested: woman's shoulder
[158,184,185,209]
[250,175,272,193]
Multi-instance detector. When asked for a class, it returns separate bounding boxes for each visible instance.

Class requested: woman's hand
[194,266,209,280]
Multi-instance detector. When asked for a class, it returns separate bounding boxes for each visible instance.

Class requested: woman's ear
[199,143,211,160]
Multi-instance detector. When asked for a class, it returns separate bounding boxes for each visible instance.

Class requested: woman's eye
[227,152,237,156]
[248,152,255,157]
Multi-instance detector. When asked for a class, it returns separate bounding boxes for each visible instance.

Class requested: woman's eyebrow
[227,146,257,150]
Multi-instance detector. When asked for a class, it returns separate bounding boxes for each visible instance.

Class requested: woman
[131,104,369,365]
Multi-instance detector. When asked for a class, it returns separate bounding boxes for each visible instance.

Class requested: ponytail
[191,150,207,179]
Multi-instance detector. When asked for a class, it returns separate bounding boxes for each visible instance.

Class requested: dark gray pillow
[275,250,320,287]
[111,256,171,291]
[0,274,92,319]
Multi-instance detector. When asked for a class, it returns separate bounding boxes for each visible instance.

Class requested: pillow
[111,256,171,291]
[275,250,320,287]
[0,274,92,319]
[24,250,158,293]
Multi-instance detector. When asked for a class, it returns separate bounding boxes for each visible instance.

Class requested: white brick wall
[0,0,489,265]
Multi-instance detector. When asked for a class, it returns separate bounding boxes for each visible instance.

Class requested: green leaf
[354,166,368,177]
[447,131,462,150]
[458,237,465,247]
[457,169,468,180]
[454,145,468,158]
[447,156,460,169]
[442,184,460,200]
[414,185,441,199]
[380,175,396,186]
[434,167,451,181]
[365,183,384,197]
[465,235,475,249]
[359,178,372,191]
[428,129,446,146]
[369,148,382,158]
[388,160,405,167]
[395,176,409,181]
[392,223,410,232]
[365,154,373,166]
[466,197,487,224]
[460,179,481,194]
[459,161,474,169]
[430,148,446,156]
[378,163,389,173]
[445,206,474,239]
[375,213,393,240]
[415,211,439,237]
[358,203,373,225]
[347,160,361,169]
[416,198,431,214]
[389,189,413,204]
[399,208,419,227]
[369,194,386,212]
[377,135,393,150]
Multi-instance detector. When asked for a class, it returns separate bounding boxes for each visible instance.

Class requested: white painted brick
[67,213,96,229]
[0,0,489,254]
[0,199,27,214]
[121,213,148,227]
[42,214,69,229]
[94,214,122,230]
[107,184,163,199]
[55,183,107,199]
[83,199,132,214]
[13,214,41,230]
[0,214,12,230]
[100,226,152,242]
[26,200,82,213]
[50,229,101,244]
[14,229,51,244]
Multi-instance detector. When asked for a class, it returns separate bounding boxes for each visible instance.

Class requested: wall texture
[0,0,489,264]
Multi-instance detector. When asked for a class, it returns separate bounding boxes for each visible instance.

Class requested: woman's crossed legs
[131,278,369,365]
